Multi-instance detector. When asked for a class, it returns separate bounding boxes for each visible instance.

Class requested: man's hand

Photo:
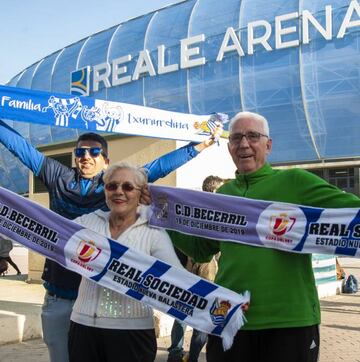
[194,122,224,152]
[241,302,250,312]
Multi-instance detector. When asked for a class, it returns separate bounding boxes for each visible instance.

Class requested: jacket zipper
[243,175,249,197]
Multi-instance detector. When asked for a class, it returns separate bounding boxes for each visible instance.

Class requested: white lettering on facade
[112,55,132,86]
[337,0,360,38]
[275,12,299,50]
[157,45,179,74]
[247,20,272,55]
[216,27,245,62]
[80,2,359,92]
[180,34,206,69]
[132,50,156,81]
[302,6,332,44]
[93,62,111,91]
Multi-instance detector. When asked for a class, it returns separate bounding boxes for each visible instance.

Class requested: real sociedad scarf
[149,185,360,258]
[0,186,249,350]
[0,85,228,142]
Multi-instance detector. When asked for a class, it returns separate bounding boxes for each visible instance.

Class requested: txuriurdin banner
[0,85,228,142]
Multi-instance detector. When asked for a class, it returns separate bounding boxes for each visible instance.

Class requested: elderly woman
[68,161,183,362]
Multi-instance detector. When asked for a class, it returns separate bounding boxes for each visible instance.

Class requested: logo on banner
[77,240,101,263]
[64,229,111,277]
[257,204,306,251]
[71,67,91,96]
[155,195,169,219]
[43,96,82,127]
[81,101,123,132]
[194,120,212,135]
[270,213,296,236]
[210,298,232,326]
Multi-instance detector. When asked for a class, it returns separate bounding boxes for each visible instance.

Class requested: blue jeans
[167,319,187,358]
[188,329,207,362]
[168,320,208,361]
[41,292,75,362]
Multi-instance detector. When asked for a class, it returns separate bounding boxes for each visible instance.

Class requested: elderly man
[171,111,360,362]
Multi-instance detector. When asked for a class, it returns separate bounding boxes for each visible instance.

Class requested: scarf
[149,184,360,258]
[0,186,249,350]
[0,85,228,142]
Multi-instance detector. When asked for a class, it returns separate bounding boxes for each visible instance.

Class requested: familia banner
[0,85,227,142]
[149,185,360,258]
[0,186,249,350]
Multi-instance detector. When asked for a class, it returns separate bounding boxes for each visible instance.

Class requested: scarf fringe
[222,291,250,351]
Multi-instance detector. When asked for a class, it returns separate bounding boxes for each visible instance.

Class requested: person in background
[166,248,189,362]
[69,161,184,362]
[170,111,360,362]
[167,175,224,362]
[0,118,222,362]
[0,236,21,275]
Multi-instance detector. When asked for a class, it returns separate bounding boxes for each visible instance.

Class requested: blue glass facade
[3,0,360,194]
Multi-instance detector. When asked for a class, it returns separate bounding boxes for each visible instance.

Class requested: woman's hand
[140,184,151,205]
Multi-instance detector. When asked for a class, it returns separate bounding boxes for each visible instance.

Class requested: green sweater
[171,163,360,330]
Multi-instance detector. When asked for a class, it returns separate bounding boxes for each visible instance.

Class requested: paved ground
[319,257,360,362]
[0,328,199,362]
[0,256,359,361]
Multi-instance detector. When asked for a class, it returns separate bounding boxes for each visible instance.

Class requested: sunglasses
[74,147,104,158]
[104,181,141,193]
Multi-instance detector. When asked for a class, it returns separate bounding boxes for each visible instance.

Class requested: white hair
[103,161,147,187]
[229,111,270,136]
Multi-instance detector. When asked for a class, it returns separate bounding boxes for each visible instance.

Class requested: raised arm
[144,124,223,183]
[0,119,44,176]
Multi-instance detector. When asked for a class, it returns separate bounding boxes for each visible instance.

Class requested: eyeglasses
[104,181,141,193]
[228,131,268,145]
[74,147,104,158]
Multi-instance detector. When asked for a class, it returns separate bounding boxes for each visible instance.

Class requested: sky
[0,0,184,85]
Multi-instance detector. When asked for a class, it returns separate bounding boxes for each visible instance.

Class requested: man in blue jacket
[0,119,220,362]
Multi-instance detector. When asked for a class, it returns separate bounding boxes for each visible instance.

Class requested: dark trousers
[0,256,20,273]
[68,321,157,362]
[207,325,319,362]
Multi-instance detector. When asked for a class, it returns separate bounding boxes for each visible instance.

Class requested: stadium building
[3,0,359,293]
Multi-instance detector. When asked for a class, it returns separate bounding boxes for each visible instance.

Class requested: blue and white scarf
[0,186,249,350]
[0,85,228,142]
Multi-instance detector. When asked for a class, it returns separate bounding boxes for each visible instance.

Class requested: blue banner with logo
[149,185,360,258]
[0,85,227,142]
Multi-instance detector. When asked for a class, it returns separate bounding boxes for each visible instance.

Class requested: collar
[74,168,105,183]
[93,205,150,227]
[235,162,274,186]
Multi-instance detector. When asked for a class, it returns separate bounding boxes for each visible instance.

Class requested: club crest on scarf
[270,213,296,236]
[210,298,232,326]
[70,240,103,272]
[265,212,297,244]
[256,204,307,251]
[193,113,228,136]
[65,229,111,277]
[77,240,102,263]
[154,195,169,219]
